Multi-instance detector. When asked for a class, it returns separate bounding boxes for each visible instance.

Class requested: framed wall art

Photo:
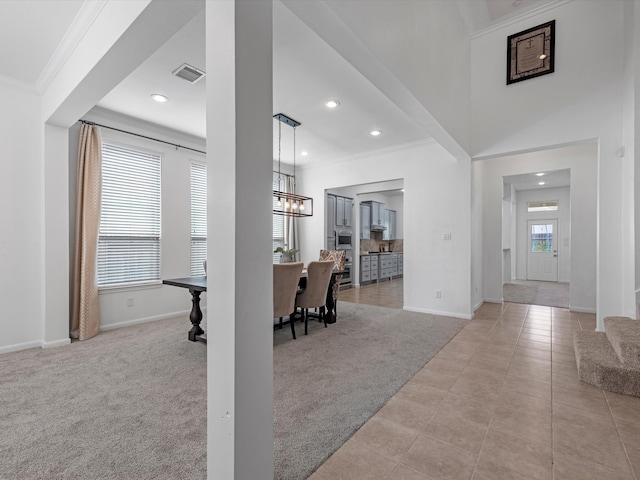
[507,20,555,85]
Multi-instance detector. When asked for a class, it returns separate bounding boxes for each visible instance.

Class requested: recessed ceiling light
[151,94,169,103]
[535,172,545,176]
[324,99,340,109]
[301,151,309,156]
[513,0,523,6]
[538,181,546,185]
[369,129,382,136]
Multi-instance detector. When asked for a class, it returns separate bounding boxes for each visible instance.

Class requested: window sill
[98,281,162,294]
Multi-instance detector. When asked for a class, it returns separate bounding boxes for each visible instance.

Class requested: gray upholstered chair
[295,260,334,335]
[273,262,304,339]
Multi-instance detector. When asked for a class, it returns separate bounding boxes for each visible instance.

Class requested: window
[98,143,161,287]
[191,162,207,275]
[273,177,284,263]
[531,224,553,252]
[527,201,558,212]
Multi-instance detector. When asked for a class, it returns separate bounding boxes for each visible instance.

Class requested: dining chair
[273,262,304,339]
[295,260,334,335]
[319,249,346,315]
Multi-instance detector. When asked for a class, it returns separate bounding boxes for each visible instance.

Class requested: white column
[206,1,273,479]
[43,123,71,348]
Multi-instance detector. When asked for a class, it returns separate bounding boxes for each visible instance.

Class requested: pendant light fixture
[273,113,313,217]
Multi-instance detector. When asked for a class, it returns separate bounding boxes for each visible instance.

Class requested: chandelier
[273,113,313,217]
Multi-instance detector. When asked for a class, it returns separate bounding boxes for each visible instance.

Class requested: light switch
[442,232,452,241]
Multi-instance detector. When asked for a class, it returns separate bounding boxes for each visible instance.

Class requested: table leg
[188,289,206,342]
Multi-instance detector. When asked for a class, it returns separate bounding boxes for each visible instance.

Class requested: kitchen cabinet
[389,210,396,240]
[360,255,371,283]
[361,201,385,229]
[360,204,371,239]
[378,254,397,280]
[335,195,353,228]
[370,255,379,280]
[397,253,403,276]
[326,194,336,249]
[383,209,390,240]
[383,209,397,240]
[360,254,378,284]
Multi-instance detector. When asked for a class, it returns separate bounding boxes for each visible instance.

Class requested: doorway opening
[502,169,570,308]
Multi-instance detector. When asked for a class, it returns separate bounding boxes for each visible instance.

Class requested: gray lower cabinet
[360,254,379,284]
[370,256,378,280]
[361,255,371,283]
[379,254,396,279]
[362,254,401,284]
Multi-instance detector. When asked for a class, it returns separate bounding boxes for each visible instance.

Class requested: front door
[527,220,558,281]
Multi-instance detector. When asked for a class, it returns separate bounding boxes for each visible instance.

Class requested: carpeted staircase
[574,316,640,397]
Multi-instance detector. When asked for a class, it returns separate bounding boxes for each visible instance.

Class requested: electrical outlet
[435,290,442,299]
[127,297,135,307]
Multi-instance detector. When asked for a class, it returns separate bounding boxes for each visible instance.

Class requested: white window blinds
[191,162,207,275]
[98,143,162,287]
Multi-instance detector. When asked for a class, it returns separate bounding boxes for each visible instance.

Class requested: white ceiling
[0,0,85,85]
[1,0,554,166]
[503,169,571,191]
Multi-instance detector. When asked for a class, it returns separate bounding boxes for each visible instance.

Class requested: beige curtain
[284,176,298,255]
[71,124,102,340]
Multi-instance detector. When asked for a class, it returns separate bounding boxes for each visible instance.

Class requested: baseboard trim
[100,310,191,332]
[403,306,473,320]
[42,338,71,349]
[483,297,503,304]
[0,340,42,355]
[569,305,596,314]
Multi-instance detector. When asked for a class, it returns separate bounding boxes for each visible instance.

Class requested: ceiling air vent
[172,63,206,84]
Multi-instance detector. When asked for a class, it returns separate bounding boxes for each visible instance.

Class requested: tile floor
[338,278,404,310]
[310,296,640,480]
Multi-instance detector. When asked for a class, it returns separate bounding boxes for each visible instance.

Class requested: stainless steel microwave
[336,230,352,250]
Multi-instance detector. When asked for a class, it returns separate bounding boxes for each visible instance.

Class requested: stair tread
[604,316,640,368]
[574,330,640,398]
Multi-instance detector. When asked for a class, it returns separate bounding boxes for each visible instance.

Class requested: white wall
[0,81,44,353]
[43,124,72,347]
[514,187,571,283]
[299,141,472,319]
[476,144,596,312]
[471,0,635,326]
[69,109,207,331]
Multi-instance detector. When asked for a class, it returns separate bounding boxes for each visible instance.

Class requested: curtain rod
[79,120,206,155]
[80,120,294,173]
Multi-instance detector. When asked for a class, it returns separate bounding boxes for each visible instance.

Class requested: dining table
[162,276,207,343]
[163,269,344,343]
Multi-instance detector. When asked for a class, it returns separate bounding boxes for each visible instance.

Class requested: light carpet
[0,304,467,480]
[273,302,467,479]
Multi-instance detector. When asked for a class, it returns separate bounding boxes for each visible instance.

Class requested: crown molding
[471,0,573,39]
[35,0,109,94]
[0,73,38,94]
[298,138,438,172]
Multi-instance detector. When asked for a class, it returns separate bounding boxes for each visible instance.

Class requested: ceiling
[1,0,553,167]
[503,169,571,192]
